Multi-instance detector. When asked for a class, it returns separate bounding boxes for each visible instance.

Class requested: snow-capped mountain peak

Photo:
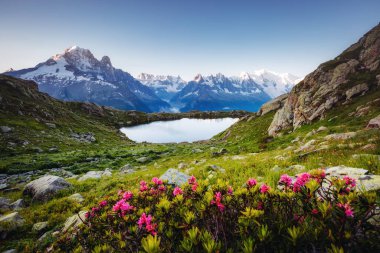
[137,73,184,83]
[193,74,204,83]
[6,46,170,112]
[242,69,301,98]
[137,73,187,100]
[239,71,251,80]
[4,45,301,113]
[4,68,14,73]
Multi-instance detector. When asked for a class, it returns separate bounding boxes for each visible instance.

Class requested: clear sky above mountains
[1,0,379,80]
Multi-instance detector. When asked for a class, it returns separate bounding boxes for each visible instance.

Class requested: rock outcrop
[32,221,48,234]
[258,93,288,116]
[77,169,112,181]
[345,83,369,100]
[367,114,380,129]
[268,23,380,135]
[0,197,11,212]
[0,212,25,238]
[23,175,71,202]
[62,211,87,233]
[325,165,380,191]
[160,169,190,186]
[324,132,357,141]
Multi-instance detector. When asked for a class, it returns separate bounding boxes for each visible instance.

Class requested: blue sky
[0,0,379,80]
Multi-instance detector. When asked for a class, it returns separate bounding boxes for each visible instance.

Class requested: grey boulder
[160,168,190,186]
[0,197,11,212]
[23,175,71,202]
[78,169,112,181]
[10,199,25,210]
[32,221,48,233]
[324,132,357,141]
[0,126,12,133]
[62,211,87,233]
[367,114,380,129]
[0,212,25,237]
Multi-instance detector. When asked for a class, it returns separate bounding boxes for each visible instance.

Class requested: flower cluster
[173,187,183,196]
[188,175,198,191]
[112,199,135,216]
[342,176,356,193]
[152,177,163,185]
[211,191,225,212]
[279,174,292,187]
[337,202,354,218]
[85,200,108,219]
[138,213,157,235]
[140,180,148,192]
[278,171,328,193]
[122,191,133,200]
[246,178,257,188]
[293,172,312,192]
[260,183,271,194]
[62,171,379,253]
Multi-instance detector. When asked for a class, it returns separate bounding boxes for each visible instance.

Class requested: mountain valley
[0,18,380,253]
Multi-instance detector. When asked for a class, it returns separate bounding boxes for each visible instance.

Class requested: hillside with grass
[0,24,380,253]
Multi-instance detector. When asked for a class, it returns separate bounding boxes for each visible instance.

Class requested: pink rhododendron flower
[188,176,198,191]
[173,187,183,196]
[122,191,133,200]
[257,201,263,210]
[217,202,225,212]
[345,208,354,218]
[311,209,319,215]
[158,185,166,191]
[246,178,257,188]
[99,200,107,207]
[138,213,148,229]
[293,173,311,192]
[279,174,292,187]
[112,199,135,213]
[215,192,222,202]
[343,176,356,188]
[188,175,197,185]
[120,202,134,212]
[211,192,225,212]
[320,169,326,179]
[337,203,354,218]
[152,177,163,185]
[138,213,157,235]
[227,186,233,195]
[260,184,271,193]
[146,223,158,236]
[140,181,148,192]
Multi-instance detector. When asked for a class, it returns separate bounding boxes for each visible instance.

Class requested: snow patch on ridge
[21,58,74,80]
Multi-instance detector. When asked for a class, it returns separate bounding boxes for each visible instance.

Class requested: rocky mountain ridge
[4,47,299,113]
[5,46,170,112]
[267,22,380,136]
[141,70,300,112]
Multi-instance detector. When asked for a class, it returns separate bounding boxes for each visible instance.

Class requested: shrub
[56,169,380,252]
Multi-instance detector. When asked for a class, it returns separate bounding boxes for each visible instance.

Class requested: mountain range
[4,46,300,112]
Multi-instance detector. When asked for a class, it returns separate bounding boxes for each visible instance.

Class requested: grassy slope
[1,80,380,251]
[0,75,249,174]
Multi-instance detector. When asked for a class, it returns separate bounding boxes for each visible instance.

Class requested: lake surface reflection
[120,118,239,143]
